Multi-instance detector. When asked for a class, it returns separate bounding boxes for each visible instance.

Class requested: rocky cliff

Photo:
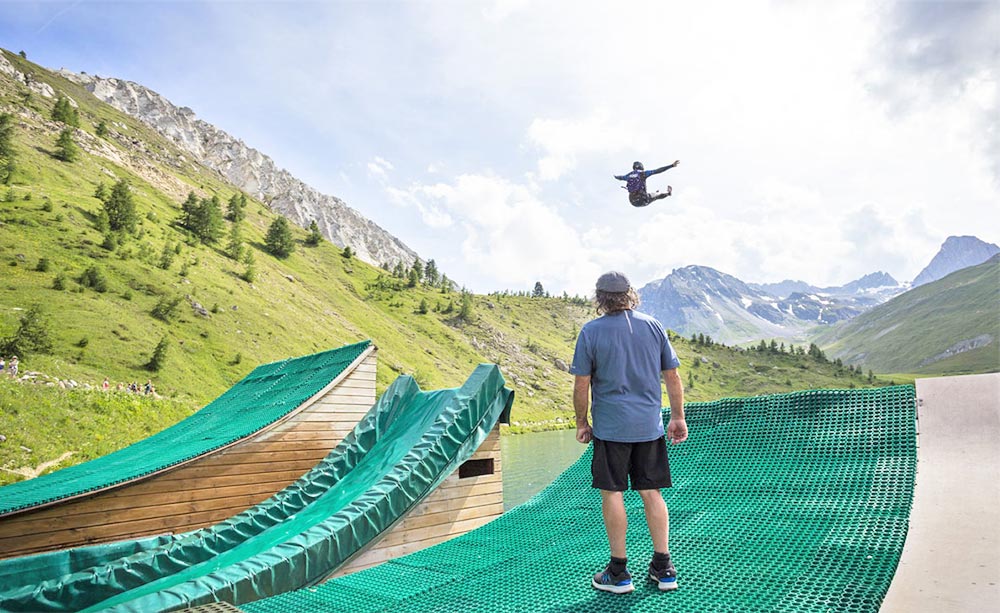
[56,70,417,268]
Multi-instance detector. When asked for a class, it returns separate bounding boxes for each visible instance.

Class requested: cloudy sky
[1,0,997,295]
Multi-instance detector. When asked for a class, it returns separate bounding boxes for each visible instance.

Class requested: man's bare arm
[574,375,593,444]
[663,368,688,443]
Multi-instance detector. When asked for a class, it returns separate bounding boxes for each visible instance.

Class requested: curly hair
[595,288,640,315]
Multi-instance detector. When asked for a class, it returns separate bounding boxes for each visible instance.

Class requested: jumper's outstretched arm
[647,160,680,176]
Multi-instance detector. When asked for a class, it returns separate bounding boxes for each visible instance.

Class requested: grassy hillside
[815,257,1000,374]
[0,50,912,484]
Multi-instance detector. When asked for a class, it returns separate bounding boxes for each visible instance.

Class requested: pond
[500,428,586,510]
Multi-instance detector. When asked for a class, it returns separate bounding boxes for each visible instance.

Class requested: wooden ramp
[0,342,378,559]
[881,372,1000,612]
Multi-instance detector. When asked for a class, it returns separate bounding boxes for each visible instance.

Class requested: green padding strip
[247,385,917,613]
[0,364,513,613]
[0,341,371,517]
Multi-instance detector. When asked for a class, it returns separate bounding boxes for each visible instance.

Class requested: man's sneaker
[648,558,678,591]
[592,565,634,594]
[665,185,673,197]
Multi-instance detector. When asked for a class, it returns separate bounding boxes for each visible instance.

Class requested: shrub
[35,257,50,272]
[151,295,183,322]
[52,272,66,290]
[79,266,109,292]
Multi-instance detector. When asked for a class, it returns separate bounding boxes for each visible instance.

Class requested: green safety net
[245,385,917,613]
[0,340,371,517]
[0,363,514,613]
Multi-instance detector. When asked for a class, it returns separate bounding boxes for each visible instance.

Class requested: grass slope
[0,49,910,483]
[816,257,1000,374]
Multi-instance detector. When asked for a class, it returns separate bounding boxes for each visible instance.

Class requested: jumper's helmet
[632,161,644,171]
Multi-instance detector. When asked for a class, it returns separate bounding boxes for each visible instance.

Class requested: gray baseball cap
[596,271,631,293]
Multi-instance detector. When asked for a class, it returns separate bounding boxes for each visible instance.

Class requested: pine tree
[146,336,170,372]
[51,96,79,127]
[532,281,545,297]
[54,128,78,162]
[264,217,295,258]
[459,290,475,321]
[418,298,429,314]
[179,193,223,243]
[0,113,15,184]
[424,259,439,286]
[95,120,108,138]
[226,223,245,261]
[94,181,109,202]
[305,220,322,246]
[0,304,53,357]
[412,259,424,282]
[180,192,199,229]
[342,246,353,259]
[227,193,247,223]
[104,179,138,232]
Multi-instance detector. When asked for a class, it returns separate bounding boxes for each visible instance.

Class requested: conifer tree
[532,281,545,297]
[227,193,247,223]
[226,223,245,261]
[54,128,78,162]
[94,181,109,202]
[264,216,295,258]
[0,113,15,184]
[305,220,322,246]
[147,336,170,372]
[51,96,79,127]
[95,120,108,138]
[424,259,439,286]
[104,179,137,232]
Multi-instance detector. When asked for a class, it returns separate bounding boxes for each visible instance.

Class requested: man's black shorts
[592,436,672,491]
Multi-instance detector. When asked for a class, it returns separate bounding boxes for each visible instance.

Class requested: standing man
[571,271,688,594]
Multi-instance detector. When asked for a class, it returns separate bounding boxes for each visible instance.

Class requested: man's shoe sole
[592,579,635,594]
[648,572,679,591]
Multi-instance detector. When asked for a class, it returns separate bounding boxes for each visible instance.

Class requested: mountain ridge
[54,68,417,269]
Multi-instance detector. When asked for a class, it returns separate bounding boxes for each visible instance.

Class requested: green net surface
[245,384,917,613]
[0,340,370,517]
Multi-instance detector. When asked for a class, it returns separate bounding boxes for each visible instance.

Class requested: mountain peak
[913,236,999,287]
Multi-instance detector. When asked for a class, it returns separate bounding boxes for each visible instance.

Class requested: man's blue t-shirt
[570,309,680,443]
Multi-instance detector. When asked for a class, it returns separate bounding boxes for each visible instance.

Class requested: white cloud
[528,110,647,181]
[366,156,394,181]
[385,186,453,229]
[388,174,604,293]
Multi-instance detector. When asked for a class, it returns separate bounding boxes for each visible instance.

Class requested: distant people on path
[0,356,5,374]
[144,380,152,395]
[8,356,18,378]
[571,271,688,594]
[102,377,110,391]
[614,160,679,207]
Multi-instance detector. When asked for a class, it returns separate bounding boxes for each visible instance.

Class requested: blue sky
[1,0,998,296]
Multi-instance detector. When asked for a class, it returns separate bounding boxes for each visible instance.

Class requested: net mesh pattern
[0,341,371,516]
[245,384,916,613]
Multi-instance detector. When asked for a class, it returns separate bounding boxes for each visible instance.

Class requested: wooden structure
[0,346,508,567]
[335,426,504,575]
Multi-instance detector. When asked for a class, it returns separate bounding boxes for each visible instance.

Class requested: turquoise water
[500,428,585,510]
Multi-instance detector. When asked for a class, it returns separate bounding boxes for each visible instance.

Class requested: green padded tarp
[0,340,371,517]
[245,385,917,613]
[0,363,513,612]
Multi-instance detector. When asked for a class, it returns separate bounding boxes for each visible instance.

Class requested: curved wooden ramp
[0,341,377,559]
